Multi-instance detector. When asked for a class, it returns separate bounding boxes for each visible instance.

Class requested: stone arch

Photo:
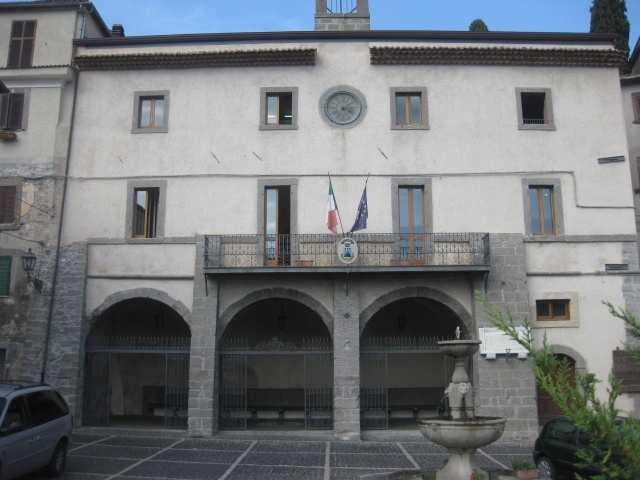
[549,344,587,373]
[86,288,193,338]
[218,287,333,338]
[359,286,473,336]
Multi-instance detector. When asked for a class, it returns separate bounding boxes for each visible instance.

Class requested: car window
[547,419,577,443]
[0,397,28,435]
[0,398,5,417]
[26,390,68,426]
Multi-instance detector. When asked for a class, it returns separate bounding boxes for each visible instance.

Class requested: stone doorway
[83,298,191,429]
[219,298,333,430]
[360,297,465,430]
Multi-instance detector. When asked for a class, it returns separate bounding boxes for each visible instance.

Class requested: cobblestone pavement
[37,433,534,480]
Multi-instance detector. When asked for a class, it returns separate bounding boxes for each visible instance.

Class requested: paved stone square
[24,432,534,480]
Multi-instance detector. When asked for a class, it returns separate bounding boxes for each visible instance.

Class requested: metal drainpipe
[40,65,80,383]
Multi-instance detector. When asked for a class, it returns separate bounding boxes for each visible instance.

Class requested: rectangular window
[264,186,291,265]
[517,88,554,130]
[633,92,640,123]
[391,88,429,130]
[399,186,425,260]
[260,88,298,130]
[0,256,12,297]
[395,93,422,126]
[138,96,166,129]
[528,186,556,235]
[266,93,293,126]
[0,186,17,225]
[536,299,570,321]
[0,92,25,131]
[0,349,5,380]
[132,188,159,238]
[8,21,36,68]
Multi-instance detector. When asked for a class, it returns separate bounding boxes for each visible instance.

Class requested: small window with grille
[536,299,570,321]
[517,88,555,130]
[0,91,26,131]
[0,256,12,297]
[0,185,19,227]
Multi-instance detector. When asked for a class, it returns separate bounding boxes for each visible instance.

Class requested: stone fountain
[418,327,507,480]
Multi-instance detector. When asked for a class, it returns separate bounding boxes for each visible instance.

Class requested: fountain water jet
[418,334,507,480]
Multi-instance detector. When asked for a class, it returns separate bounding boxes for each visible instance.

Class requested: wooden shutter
[7,93,24,130]
[0,93,9,129]
[0,257,11,297]
[0,186,17,224]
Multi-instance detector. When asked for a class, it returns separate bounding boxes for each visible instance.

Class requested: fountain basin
[419,417,507,450]
[437,339,481,358]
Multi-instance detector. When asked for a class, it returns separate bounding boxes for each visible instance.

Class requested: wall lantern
[21,249,42,292]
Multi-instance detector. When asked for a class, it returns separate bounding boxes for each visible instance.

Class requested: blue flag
[350,186,368,232]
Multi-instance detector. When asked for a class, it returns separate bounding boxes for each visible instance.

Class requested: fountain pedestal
[418,340,507,480]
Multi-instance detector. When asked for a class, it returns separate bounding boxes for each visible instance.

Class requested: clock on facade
[320,86,367,128]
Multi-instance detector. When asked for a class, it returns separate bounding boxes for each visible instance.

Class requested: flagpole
[328,173,345,236]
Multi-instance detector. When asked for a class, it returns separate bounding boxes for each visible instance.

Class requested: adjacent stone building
[2,0,639,443]
[0,0,109,383]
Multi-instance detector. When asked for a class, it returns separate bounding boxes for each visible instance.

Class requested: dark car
[533,417,604,479]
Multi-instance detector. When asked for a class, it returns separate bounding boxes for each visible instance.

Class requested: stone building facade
[2,1,639,444]
[0,1,109,383]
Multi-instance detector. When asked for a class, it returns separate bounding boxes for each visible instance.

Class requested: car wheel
[537,456,557,479]
[45,441,68,478]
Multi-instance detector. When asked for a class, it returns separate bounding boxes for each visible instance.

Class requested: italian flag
[327,181,340,234]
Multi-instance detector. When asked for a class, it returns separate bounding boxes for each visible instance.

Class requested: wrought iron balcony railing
[204,233,490,270]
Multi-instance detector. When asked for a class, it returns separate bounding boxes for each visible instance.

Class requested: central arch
[218,296,333,431]
[360,288,471,430]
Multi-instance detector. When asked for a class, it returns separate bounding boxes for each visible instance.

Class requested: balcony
[204,233,490,274]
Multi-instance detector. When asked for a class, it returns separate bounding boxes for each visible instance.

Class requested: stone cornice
[74,49,317,71]
[370,46,625,68]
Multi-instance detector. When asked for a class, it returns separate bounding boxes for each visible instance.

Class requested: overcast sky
[89,0,639,48]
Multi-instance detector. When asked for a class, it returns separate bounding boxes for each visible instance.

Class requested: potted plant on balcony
[512,460,539,480]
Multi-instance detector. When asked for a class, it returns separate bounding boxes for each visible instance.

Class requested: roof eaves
[73,30,618,48]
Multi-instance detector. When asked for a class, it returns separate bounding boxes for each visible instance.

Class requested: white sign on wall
[479,327,529,360]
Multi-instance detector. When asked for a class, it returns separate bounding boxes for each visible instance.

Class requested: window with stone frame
[0,185,18,225]
[8,21,36,69]
[517,88,555,130]
[0,91,26,131]
[132,91,169,133]
[260,88,298,130]
[536,299,570,321]
[390,88,429,130]
[0,256,12,297]
[528,185,557,235]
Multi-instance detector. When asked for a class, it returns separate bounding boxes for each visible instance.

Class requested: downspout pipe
[40,64,80,383]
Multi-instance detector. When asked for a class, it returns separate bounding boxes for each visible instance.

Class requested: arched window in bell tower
[315,0,371,31]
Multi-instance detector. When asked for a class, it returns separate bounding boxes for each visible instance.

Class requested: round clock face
[320,86,367,128]
[325,92,363,126]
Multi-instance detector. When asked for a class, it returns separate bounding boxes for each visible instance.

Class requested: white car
[0,383,72,480]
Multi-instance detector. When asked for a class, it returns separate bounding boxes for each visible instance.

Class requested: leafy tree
[480,294,640,479]
[590,0,630,57]
[469,19,489,32]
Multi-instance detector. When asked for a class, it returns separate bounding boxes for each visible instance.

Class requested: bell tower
[315,0,370,31]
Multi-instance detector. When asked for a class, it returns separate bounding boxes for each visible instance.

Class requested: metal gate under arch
[360,336,455,430]
[219,337,333,430]
[83,335,190,429]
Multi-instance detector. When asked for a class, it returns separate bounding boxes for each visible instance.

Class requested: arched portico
[218,295,333,430]
[83,294,191,429]
[359,289,470,430]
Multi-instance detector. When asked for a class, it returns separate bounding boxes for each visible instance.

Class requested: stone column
[187,236,218,436]
[333,277,360,440]
[44,242,88,422]
[474,234,539,444]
